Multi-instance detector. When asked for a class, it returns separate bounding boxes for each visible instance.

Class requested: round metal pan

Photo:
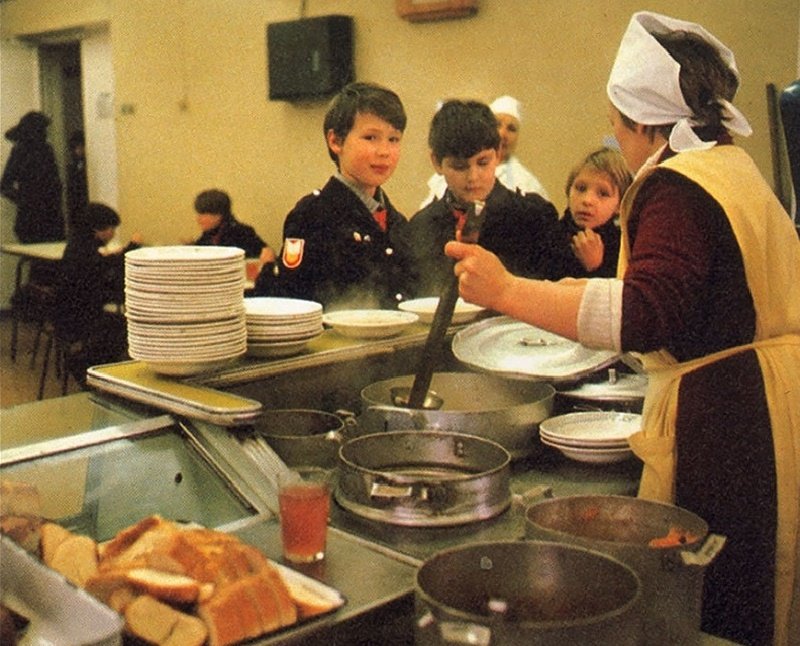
[335,430,511,527]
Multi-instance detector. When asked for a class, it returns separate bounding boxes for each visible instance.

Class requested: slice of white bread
[125,594,208,646]
[284,576,341,619]
[48,533,98,587]
[125,568,214,604]
[39,521,72,565]
[84,570,140,613]
[0,480,41,516]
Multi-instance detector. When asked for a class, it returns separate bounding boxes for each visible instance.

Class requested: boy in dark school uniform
[255,82,416,310]
[56,202,141,385]
[407,100,570,297]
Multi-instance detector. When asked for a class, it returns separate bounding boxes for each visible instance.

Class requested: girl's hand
[571,229,604,272]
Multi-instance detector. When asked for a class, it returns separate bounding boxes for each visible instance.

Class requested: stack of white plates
[539,412,642,464]
[124,246,247,375]
[244,297,323,358]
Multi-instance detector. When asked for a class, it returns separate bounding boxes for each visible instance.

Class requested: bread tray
[0,535,124,645]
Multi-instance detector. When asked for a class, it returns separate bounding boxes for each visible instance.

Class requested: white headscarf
[607,11,752,152]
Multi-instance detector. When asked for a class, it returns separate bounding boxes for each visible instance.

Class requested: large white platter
[322,309,419,339]
[399,297,485,325]
[452,316,619,382]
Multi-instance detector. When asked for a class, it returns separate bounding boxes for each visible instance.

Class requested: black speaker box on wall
[267,15,354,101]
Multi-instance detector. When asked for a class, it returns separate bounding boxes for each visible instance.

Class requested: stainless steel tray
[452,316,619,383]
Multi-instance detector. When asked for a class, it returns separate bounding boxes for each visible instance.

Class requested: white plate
[322,309,419,339]
[540,436,635,464]
[125,245,244,264]
[539,412,642,446]
[399,297,485,325]
[244,296,323,319]
[246,336,319,358]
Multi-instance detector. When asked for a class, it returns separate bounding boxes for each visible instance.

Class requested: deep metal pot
[525,495,726,645]
[335,430,511,527]
[253,409,349,469]
[415,540,642,646]
[359,372,555,460]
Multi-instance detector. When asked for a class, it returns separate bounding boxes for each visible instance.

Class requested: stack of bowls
[244,297,323,358]
[538,411,641,464]
[124,246,247,375]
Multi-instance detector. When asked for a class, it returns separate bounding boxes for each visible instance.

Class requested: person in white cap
[445,12,800,645]
[418,95,548,208]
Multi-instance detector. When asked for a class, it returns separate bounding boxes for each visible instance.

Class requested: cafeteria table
[1,241,66,362]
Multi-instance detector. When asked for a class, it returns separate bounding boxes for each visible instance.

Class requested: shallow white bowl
[399,297,485,325]
[322,309,419,339]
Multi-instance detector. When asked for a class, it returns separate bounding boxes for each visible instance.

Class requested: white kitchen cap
[490,95,522,122]
[607,11,751,151]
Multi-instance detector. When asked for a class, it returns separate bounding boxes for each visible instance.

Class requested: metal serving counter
[0,326,738,645]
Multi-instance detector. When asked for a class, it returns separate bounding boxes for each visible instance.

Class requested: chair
[36,320,83,400]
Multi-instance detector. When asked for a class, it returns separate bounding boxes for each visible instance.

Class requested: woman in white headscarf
[446,11,799,646]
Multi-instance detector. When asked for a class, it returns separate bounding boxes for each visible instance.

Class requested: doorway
[0,26,118,310]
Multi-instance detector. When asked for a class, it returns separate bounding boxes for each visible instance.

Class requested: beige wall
[2,0,798,249]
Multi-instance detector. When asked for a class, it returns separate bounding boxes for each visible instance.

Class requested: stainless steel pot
[335,430,511,527]
[253,409,349,469]
[359,373,555,460]
[525,495,725,645]
[415,540,642,646]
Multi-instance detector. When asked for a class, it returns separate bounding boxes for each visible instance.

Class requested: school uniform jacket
[554,211,621,278]
[256,177,416,310]
[407,181,568,297]
[194,216,266,258]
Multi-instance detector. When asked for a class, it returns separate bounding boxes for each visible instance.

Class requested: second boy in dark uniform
[408,100,569,297]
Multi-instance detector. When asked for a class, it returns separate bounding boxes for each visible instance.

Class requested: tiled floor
[0,313,83,408]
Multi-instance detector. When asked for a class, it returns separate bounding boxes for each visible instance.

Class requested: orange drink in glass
[278,470,330,563]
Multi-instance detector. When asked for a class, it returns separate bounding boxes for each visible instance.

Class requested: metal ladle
[404,200,485,410]
[389,386,444,410]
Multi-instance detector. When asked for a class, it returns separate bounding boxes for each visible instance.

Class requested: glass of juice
[277,469,331,563]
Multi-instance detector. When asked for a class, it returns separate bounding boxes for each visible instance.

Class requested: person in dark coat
[255,82,416,310]
[193,189,273,259]
[56,203,141,385]
[66,130,89,235]
[408,99,569,297]
[1,111,65,243]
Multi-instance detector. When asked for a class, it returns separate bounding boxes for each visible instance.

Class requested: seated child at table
[56,203,141,385]
[407,99,569,297]
[193,188,275,266]
[553,147,633,278]
[254,81,417,310]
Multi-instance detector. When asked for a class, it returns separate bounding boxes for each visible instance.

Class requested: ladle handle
[407,200,485,410]
[406,275,459,409]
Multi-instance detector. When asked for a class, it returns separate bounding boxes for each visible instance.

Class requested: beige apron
[618,146,800,645]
